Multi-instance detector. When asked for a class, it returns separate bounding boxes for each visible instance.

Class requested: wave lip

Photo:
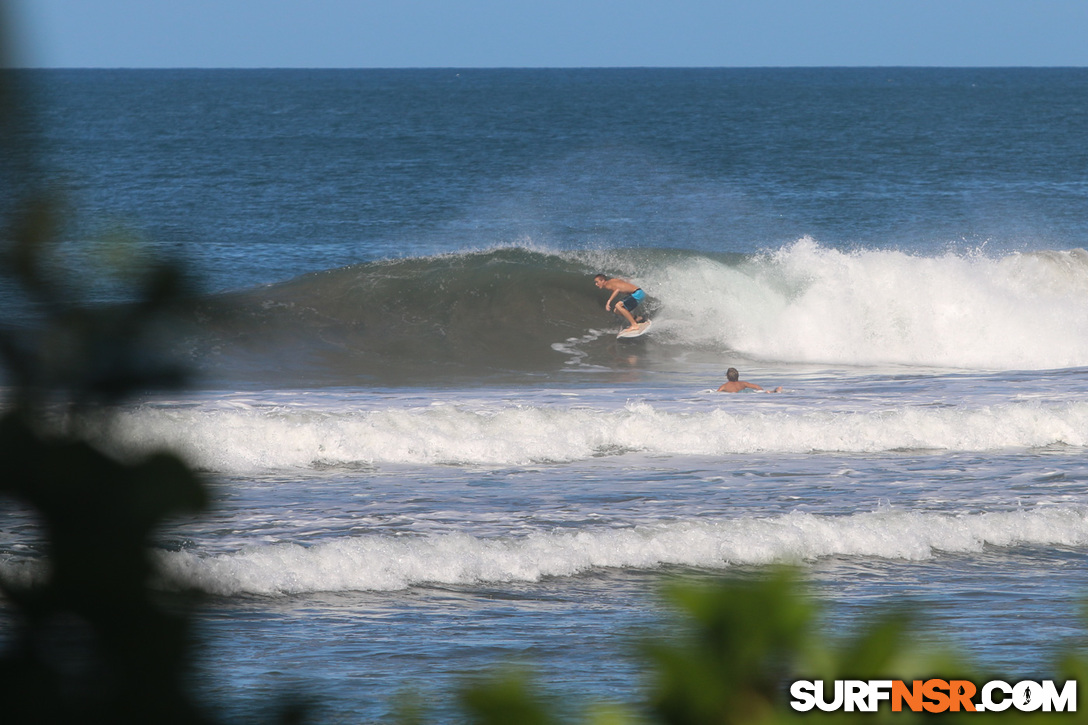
[152,507,1088,595]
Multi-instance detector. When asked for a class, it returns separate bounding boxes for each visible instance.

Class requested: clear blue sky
[9,0,1088,68]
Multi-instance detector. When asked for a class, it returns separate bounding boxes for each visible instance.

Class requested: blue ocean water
[4,68,1088,721]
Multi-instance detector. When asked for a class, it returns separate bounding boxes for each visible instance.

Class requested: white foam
[105,397,1088,472]
[152,507,1088,595]
[641,240,1088,369]
[551,328,609,369]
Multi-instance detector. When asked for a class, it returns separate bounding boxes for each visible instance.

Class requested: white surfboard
[617,319,652,339]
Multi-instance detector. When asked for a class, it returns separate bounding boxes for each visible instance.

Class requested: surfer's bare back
[717,367,782,393]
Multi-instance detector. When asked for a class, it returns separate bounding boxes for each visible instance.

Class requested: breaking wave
[104,396,1088,472]
[186,241,1088,385]
[150,507,1088,595]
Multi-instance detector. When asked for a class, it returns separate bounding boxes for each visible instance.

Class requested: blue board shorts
[619,288,645,312]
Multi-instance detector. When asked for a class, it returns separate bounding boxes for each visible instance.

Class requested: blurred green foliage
[0,7,308,723]
[447,569,1085,724]
[0,61,222,725]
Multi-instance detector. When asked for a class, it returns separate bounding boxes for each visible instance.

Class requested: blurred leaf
[458,668,561,725]
[642,569,815,725]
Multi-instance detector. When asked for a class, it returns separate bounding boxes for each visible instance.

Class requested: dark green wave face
[186,247,654,385]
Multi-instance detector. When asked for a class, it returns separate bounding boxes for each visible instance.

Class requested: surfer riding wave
[593,274,648,334]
